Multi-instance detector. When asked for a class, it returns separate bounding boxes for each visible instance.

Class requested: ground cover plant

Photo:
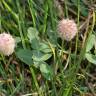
[0,0,96,96]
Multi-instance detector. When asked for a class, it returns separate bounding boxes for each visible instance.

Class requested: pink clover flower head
[58,19,78,41]
[0,33,15,56]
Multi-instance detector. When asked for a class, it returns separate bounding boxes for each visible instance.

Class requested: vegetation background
[0,0,96,96]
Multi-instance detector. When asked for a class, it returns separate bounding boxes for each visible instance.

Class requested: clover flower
[58,19,77,41]
[0,33,15,56]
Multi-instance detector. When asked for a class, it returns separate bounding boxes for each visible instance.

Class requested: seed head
[0,33,15,56]
[58,19,77,41]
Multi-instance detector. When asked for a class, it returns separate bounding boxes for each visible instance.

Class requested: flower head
[0,33,15,56]
[58,19,77,41]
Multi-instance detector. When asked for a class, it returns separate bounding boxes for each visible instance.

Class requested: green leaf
[31,40,52,53]
[33,61,43,68]
[15,37,21,43]
[80,6,88,16]
[32,51,52,61]
[27,27,39,42]
[86,34,95,52]
[85,53,96,65]
[31,38,40,50]
[39,42,52,53]
[16,49,33,65]
[40,63,53,80]
[47,30,57,45]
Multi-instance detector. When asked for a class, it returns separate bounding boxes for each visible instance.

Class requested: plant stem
[30,66,43,96]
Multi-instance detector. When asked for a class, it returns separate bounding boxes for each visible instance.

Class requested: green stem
[17,18,26,49]
[64,0,68,18]
[16,0,26,49]
[1,0,18,21]
[28,0,36,28]
[30,66,43,96]
[74,0,80,61]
